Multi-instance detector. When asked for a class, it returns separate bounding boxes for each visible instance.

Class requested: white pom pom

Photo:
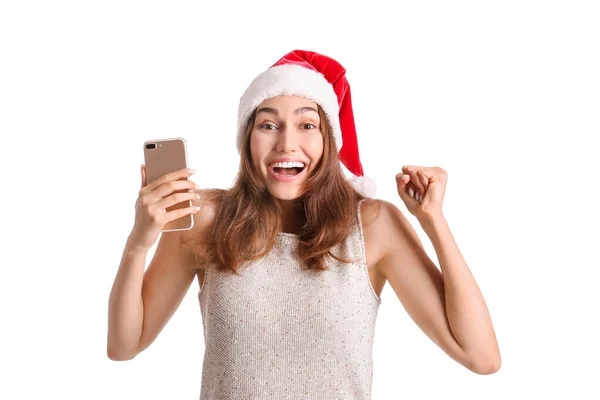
[349,175,377,198]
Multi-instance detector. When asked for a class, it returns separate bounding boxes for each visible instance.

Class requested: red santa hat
[237,49,377,198]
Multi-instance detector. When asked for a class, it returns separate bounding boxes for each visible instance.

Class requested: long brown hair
[181,104,374,275]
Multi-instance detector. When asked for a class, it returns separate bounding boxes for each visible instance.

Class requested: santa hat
[236,49,377,198]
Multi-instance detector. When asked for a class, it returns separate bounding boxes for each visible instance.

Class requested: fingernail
[408,188,414,198]
[187,168,197,175]
[195,183,201,190]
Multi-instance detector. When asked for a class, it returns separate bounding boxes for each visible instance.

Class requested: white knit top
[197,199,381,399]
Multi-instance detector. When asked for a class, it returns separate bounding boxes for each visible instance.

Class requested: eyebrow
[255,106,319,116]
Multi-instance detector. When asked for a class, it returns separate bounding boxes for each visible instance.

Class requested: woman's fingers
[147,179,198,203]
[141,164,147,188]
[141,167,195,194]
[402,166,425,197]
[156,190,201,210]
[417,170,429,192]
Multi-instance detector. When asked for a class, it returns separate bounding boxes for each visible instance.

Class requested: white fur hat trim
[236,64,342,152]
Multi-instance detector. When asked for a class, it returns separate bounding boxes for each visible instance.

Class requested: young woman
[108,50,501,399]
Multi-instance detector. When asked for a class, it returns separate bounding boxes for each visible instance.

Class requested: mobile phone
[143,137,194,232]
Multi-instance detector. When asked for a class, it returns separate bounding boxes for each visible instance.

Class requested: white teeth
[269,161,305,168]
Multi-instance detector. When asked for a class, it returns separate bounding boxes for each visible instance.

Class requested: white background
[1,0,598,399]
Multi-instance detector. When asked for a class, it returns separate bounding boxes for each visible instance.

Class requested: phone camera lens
[146,143,156,149]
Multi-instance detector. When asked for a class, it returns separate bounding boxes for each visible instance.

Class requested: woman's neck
[277,198,304,234]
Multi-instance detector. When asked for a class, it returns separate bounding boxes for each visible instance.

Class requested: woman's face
[250,95,324,201]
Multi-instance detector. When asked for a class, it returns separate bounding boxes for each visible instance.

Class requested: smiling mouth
[272,166,305,176]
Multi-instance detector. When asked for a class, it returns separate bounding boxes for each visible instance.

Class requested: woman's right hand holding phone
[128,165,200,252]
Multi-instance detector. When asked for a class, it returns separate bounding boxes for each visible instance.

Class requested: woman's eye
[302,123,316,130]
[260,123,277,130]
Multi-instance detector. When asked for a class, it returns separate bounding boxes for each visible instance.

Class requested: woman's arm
[107,238,149,360]
[419,212,501,374]
[374,200,500,374]
[107,194,212,360]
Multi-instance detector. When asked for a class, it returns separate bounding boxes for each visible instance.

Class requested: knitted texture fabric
[197,199,381,399]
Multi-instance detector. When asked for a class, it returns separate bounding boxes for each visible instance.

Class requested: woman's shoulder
[357,198,387,227]
[360,198,410,232]
[358,198,406,260]
[359,197,403,223]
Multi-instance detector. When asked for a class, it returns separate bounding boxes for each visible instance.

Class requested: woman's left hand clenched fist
[396,166,447,220]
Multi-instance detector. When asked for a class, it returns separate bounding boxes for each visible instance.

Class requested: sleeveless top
[197,199,382,399]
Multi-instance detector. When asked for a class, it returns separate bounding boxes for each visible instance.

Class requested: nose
[275,125,298,153]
